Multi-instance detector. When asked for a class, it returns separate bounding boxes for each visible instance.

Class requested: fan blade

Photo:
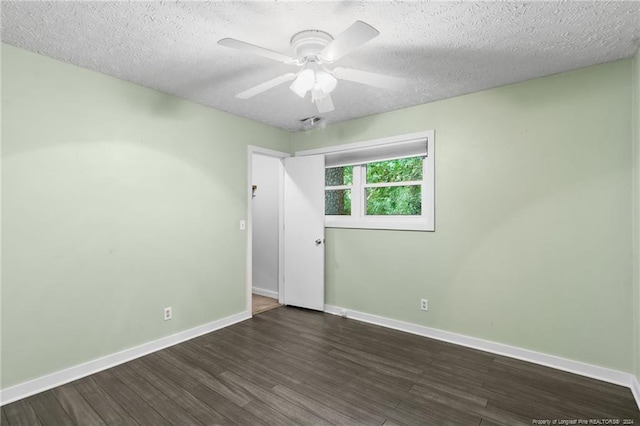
[218,38,296,63]
[236,73,297,99]
[320,21,379,62]
[315,93,335,113]
[333,67,405,91]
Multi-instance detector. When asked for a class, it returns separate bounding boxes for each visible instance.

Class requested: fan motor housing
[291,30,333,60]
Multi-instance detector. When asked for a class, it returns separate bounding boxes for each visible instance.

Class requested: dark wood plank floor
[3,306,639,425]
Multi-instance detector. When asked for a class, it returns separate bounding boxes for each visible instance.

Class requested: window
[301,130,434,231]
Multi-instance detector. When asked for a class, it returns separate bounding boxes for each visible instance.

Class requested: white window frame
[296,130,435,231]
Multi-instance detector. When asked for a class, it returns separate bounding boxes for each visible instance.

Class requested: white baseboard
[631,375,640,411]
[0,310,251,406]
[252,287,278,299]
[325,304,640,408]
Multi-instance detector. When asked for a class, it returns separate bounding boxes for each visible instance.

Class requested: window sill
[325,216,434,232]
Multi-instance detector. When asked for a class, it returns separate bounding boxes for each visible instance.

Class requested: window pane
[366,157,422,184]
[366,186,421,215]
[325,189,351,215]
[325,166,353,186]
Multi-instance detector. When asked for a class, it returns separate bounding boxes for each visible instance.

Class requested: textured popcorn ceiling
[2,1,639,131]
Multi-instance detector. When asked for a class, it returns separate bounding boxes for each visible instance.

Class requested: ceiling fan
[218,21,405,114]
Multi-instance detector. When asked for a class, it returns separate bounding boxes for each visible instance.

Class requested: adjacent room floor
[2,307,639,425]
[252,294,281,315]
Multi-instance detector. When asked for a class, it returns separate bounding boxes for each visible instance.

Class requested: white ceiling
[2,1,639,131]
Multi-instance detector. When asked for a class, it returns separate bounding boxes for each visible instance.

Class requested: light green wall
[0,44,290,388]
[633,50,640,381]
[293,60,634,372]
[1,42,636,390]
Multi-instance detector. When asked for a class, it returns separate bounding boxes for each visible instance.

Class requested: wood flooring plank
[280,367,423,426]
[284,379,388,425]
[219,371,331,425]
[242,400,301,426]
[313,332,433,372]
[491,356,635,405]
[419,364,486,390]
[187,383,267,426]
[140,353,265,425]
[156,349,254,407]
[360,367,417,393]
[27,392,75,426]
[52,383,106,425]
[482,374,639,421]
[429,357,491,380]
[410,383,488,408]
[72,376,138,425]
[111,363,202,425]
[168,343,227,376]
[474,402,541,426]
[479,418,508,426]
[329,348,423,383]
[397,399,482,426]
[259,310,440,366]
[261,341,365,384]
[209,331,312,379]
[128,358,231,425]
[1,407,9,426]
[301,367,403,409]
[203,339,309,387]
[485,364,639,418]
[187,340,302,390]
[272,384,365,425]
[92,369,170,425]
[405,384,490,423]
[219,327,322,368]
[2,400,42,426]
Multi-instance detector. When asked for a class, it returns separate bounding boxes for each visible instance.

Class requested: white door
[283,155,325,311]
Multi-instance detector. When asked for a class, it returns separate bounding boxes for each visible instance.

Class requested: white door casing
[283,155,325,311]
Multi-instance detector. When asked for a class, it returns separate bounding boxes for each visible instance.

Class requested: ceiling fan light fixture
[221,20,388,117]
[290,69,315,98]
[315,71,337,94]
[311,85,326,102]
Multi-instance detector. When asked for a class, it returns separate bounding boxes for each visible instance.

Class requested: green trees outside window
[325,166,352,215]
[325,157,423,216]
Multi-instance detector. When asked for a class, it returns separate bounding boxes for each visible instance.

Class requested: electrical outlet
[239,220,246,230]
[164,307,172,321]
[420,299,428,311]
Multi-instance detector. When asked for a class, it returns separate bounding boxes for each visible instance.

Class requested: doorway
[246,147,326,316]
[247,147,289,315]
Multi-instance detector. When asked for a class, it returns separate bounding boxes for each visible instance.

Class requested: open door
[283,155,325,311]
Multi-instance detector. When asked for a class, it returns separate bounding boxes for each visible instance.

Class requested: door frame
[246,146,290,315]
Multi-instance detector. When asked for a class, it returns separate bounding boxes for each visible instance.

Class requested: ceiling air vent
[300,116,325,130]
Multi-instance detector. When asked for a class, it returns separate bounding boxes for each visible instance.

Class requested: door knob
[315,239,323,246]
